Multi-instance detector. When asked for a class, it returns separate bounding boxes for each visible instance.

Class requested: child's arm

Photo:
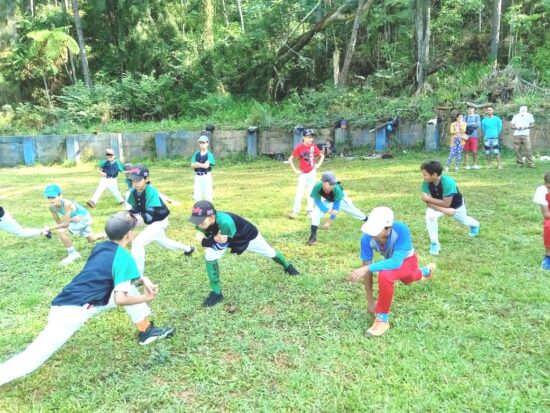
[47,203,75,230]
[114,287,156,306]
[540,205,550,220]
[158,191,181,206]
[97,168,106,177]
[348,260,375,316]
[288,155,300,175]
[316,153,326,169]
[421,192,453,208]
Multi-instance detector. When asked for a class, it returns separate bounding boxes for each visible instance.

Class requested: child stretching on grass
[43,184,106,265]
[0,211,174,387]
[348,207,436,337]
[532,172,550,270]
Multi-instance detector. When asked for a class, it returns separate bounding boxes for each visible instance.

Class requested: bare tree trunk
[220,0,229,26]
[489,0,502,63]
[29,0,34,16]
[333,49,340,86]
[61,0,77,83]
[414,0,431,94]
[236,0,245,33]
[42,73,52,108]
[203,0,214,47]
[71,0,92,88]
[337,0,374,87]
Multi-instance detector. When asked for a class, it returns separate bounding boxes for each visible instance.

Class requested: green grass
[0,153,548,412]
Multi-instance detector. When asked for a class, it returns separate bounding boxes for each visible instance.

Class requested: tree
[489,0,502,63]
[414,0,430,94]
[71,0,92,88]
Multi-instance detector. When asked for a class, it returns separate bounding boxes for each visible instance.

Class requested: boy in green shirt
[189,201,299,307]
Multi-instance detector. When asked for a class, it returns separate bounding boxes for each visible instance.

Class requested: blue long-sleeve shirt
[360,222,414,272]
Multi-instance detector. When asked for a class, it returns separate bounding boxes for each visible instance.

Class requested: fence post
[23,137,37,165]
[110,133,124,162]
[424,122,439,151]
[66,136,81,163]
[375,127,387,151]
[247,127,258,156]
[154,132,169,159]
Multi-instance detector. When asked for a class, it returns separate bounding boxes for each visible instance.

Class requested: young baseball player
[188,200,299,307]
[87,148,125,208]
[420,160,480,255]
[0,211,175,387]
[348,207,436,337]
[191,135,216,202]
[532,172,550,270]
[306,171,368,246]
[43,184,106,265]
[0,205,51,238]
[288,128,325,219]
[127,165,194,276]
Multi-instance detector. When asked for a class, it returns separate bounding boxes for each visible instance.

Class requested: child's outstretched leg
[247,233,299,275]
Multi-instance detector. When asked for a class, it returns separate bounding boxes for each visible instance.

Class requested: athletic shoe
[285,263,299,276]
[118,201,126,205]
[365,319,390,337]
[307,235,317,246]
[528,164,537,169]
[60,252,81,265]
[184,246,195,257]
[288,212,298,220]
[429,242,440,256]
[472,165,481,170]
[421,263,437,280]
[541,257,550,271]
[203,291,224,307]
[138,322,175,346]
[465,165,471,170]
[42,229,52,239]
[469,225,480,237]
[86,200,95,208]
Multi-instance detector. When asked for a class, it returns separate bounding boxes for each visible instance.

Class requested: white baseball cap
[361,206,394,236]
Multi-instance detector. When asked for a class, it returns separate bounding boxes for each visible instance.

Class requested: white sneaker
[465,165,471,170]
[472,165,481,169]
[61,252,81,265]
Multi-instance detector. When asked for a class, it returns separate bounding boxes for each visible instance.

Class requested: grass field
[0,153,548,412]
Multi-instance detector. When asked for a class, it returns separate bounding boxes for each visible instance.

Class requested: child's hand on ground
[140,276,158,295]
[327,209,338,216]
[143,287,157,302]
[322,220,332,230]
[347,267,368,283]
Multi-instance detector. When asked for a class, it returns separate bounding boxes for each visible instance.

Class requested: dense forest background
[0,0,549,135]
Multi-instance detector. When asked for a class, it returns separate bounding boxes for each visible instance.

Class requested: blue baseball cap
[302,128,316,137]
[44,184,62,198]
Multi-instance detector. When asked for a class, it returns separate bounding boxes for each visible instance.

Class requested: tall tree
[203,0,214,48]
[71,0,92,88]
[237,0,245,33]
[414,0,430,94]
[489,0,502,63]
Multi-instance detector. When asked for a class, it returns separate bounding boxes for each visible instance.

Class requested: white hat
[361,207,394,236]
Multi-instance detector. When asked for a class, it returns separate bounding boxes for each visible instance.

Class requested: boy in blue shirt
[420,160,480,255]
[87,148,125,208]
[348,207,436,337]
[191,135,216,202]
[481,106,503,169]
[0,211,174,387]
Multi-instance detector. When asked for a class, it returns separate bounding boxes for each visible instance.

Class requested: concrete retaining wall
[0,120,547,166]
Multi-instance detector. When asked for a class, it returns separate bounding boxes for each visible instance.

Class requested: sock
[272,250,289,269]
[135,318,151,332]
[67,246,76,255]
[310,225,318,238]
[205,260,222,294]
[421,266,431,277]
[376,313,389,323]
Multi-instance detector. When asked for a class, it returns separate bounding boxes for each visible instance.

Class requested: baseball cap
[321,171,338,185]
[361,206,394,236]
[188,200,216,225]
[128,165,149,181]
[198,135,209,143]
[105,211,137,240]
[105,148,115,156]
[44,184,62,198]
[303,128,316,137]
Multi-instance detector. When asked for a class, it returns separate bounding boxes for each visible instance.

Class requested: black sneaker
[307,235,317,246]
[203,291,224,307]
[285,263,299,276]
[138,322,175,346]
[86,200,95,208]
[184,246,196,257]
[43,230,52,239]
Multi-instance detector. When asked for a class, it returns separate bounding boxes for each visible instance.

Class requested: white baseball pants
[193,173,214,202]
[425,204,479,244]
[0,210,42,237]
[204,232,275,261]
[311,197,367,226]
[0,285,150,386]
[292,169,317,214]
[131,218,192,276]
[90,177,124,204]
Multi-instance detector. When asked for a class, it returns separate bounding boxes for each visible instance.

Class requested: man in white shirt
[511,106,535,168]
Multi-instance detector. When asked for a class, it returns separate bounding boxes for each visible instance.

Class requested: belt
[196,172,209,176]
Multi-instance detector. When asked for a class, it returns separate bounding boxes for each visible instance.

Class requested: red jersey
[292,143,321,173]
